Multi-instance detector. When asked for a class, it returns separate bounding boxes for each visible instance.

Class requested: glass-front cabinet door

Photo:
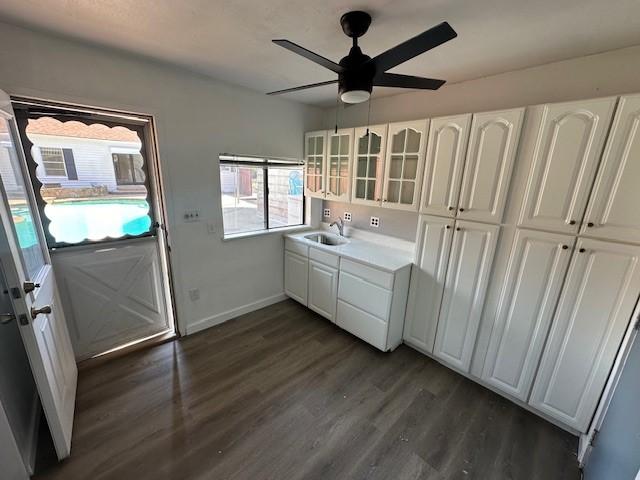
[382,120,429,211]
[326,128,353,202]
[304,130,326,198]
[351,124,388,206]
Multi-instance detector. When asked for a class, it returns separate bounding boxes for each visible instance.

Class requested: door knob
[30,305,52,319]
[23,281,40,293]
[0,313,16,325]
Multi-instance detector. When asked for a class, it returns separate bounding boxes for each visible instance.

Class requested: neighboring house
[0,117,145,199]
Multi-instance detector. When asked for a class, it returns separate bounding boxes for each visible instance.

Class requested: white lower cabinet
[284,250,308,305]
[481,229,574,400]
[308,259,338,322]
[529,238,640,432]
[433,220,500,372]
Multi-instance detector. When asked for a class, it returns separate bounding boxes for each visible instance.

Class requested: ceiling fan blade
[267,79,339,95]
[370,22,457,73]
[272,40,344,74]
[374,73,446,90]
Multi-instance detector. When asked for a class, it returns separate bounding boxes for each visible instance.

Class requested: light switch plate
[323,208,331,218]
[370,216,380,228]
[184,210,201,222]
[188,288,200,301]
[343,212,352,222]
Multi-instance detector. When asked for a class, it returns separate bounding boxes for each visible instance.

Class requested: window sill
[222,224,310,242]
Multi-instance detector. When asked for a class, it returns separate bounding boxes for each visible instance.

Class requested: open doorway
[10,99,177,361]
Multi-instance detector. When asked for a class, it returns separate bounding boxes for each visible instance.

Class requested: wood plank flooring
[35,299,580,480]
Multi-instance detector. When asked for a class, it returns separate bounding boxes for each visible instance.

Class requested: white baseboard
[186,293,288,335]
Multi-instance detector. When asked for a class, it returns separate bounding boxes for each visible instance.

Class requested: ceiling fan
[267,11,457,104]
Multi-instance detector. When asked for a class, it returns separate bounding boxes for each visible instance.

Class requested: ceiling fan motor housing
[338,46,375,98]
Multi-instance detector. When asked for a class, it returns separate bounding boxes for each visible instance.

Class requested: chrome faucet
[330,217,344,236]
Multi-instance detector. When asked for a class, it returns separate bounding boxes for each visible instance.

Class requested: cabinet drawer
[340,259,394,289]
[336,300,388,351]
[285,238,308,257]
[309,247,339,268]
[338,271,391,320]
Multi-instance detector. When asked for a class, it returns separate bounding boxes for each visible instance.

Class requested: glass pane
[339,157,349,176]
[370,133,381,154]
[268,167,303,229]
[367,156,377,177]
[330,157,338,176]
[355,179,366,199]
[315,136,323,154]
[392,129,406,154]
[307,137,314,155]
[0,117,45,278]
[316,156,323,174]
[26,117,152,245]
[329,177,337,195]
[366,180,376,200]
[401,181,415,204]
[330,136,339,155]
[387,180,400,203]
[357,157,367,177]
[221,166,264,234]
[358,135,368,154]
[406,129,421,153]
[339,135,349,155]
[339,178,348,196]
[404,155,419,179]
[389,155,403,179]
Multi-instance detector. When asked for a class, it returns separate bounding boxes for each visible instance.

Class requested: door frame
[9,96,183,340]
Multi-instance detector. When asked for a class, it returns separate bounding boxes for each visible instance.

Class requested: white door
[351,125,388,207]
[458,108,525,223]
[325,128,353,202]
[419,114,472,217]
[0,92,76,459]
[519,97,617,234]
[582,94,640,244]
[308,260,338,322]
[529,238,640,432]
[304,130,326,199]
[284,250,308,305]
[403,214,454,353]
[433,220,499,372]
[382,120,429,211]
[481,229,573,400]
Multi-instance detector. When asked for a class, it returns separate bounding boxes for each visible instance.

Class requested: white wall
[0,21,324,333]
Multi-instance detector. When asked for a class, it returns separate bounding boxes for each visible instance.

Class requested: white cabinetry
[351,125,388,206]
[433,220,500,372]
[582,94,640,244]
[420,114,471,217]
[326,128,354,202]
[529,238,640,432]
[458,108,524,223]
[382,120,429,211]
[304,130,327,198]
[518,97,617,234]
[481,229,573,400]
[284,250,308,305]
[308,257,338,322]
[403,215,454,353]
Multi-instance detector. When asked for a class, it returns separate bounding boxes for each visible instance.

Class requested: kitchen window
[219,154,304,237]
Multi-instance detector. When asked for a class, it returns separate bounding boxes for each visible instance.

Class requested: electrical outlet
[370,216,380,228]
[188,288,200,301]
[343,212,352,222]
[184,210,201,222]
[323,208,331,218]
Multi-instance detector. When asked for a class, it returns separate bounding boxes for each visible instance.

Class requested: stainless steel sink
[304,233,348,246]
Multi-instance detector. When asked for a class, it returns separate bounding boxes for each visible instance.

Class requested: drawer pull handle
[569,220,576,225]
[579,248,586,253]
[587,222,595,227]
[562,245,568,250]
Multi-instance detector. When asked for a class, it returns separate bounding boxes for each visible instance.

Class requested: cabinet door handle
[579,248,586,253]
[448,206,454,211]
[456,227,461,231]
[587,222,595,227]
[459,207,465,212]
[562,245,569,250]
[445,225,451,229]
[569,220,576,225]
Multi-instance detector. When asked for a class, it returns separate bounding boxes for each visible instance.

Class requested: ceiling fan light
[341,90,370,104]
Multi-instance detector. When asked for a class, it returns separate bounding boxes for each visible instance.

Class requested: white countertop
[286,229,414,272]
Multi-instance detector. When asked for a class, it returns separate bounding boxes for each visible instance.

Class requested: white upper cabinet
[326,128,354,202]
[481,229,573,401]
[404,215,455,353]
[420,114,472,217]
[382,120,429,211]
[304,130,327,198]
[518,97,617,234]
[351,124,388,206]
[582,94,640,244]
[529,238,640,432]
[433,220,500,372]
[458,108,525,223]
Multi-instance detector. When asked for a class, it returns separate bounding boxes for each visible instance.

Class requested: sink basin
[304,233,348,246]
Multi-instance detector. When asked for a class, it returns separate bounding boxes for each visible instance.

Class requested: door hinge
[590,429,600,447]
[18,313,29,326]
[10,287,21,299]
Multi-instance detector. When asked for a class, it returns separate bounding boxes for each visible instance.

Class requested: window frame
[219,153,305,238]
[39,146,68,178]
[111,149,146,185]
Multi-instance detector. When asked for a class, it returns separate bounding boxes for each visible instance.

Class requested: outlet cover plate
[344,212,352,222]
[370,216,380,228]
[323,208,331,218]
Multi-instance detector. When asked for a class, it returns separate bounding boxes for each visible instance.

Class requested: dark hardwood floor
[35,299,580,480]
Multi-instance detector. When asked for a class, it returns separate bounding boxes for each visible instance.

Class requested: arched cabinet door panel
[518,98,617,234]
[325,128,354,203]
[304,130,327,199]
[351,125,388,207]
[458,108,525,224]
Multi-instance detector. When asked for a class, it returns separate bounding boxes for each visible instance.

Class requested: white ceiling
[1,0,640,106]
